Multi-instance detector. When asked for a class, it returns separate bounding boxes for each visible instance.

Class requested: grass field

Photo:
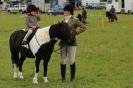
[0,10,133,88]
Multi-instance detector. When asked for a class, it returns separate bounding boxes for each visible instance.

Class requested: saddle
[23,29,38,44]
[21,29,38,49]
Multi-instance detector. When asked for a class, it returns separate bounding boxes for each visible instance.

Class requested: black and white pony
[9,22,71,83]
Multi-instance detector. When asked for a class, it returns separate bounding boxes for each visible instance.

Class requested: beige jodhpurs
[23,28,33,41]
[60,45,76,65]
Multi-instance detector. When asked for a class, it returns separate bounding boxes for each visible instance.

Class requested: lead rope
[53,44,66,54]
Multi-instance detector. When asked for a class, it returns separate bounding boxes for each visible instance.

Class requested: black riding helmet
[63,4,74,15]
[27,4,38,13]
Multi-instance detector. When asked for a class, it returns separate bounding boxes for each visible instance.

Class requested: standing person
[60,4,86,82]
[77,13,82,22]
[110,5,118,22]
[82,7,87,24]
[22,4,40,44]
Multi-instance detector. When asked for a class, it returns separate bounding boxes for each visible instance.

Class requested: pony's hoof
[18,72,23,79]
[18,75,23,79]
[33,77,38,84]
[14,73,17,78]
[43,77,48,83]
[44,79,48,83]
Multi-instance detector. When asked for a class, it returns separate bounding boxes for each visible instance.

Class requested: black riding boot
[60,64,66,82]
[70,62,76,81]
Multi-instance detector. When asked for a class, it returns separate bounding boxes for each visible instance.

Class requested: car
[7,4,27,14]
[92,2,106,9]
[86,3,95,9]
[48,5,64,16]
[86,2,106,9]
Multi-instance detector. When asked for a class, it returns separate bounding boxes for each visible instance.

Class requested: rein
[35,34,41,46]
[34,34,65,55]
[53,44,65,54]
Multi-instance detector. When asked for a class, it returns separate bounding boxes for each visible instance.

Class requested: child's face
[31,11,38,16]
[63,11,71,16]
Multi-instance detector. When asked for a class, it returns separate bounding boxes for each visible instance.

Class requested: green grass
[0,10,133,88]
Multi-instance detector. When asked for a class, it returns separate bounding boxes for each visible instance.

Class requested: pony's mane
[38,26,50,30]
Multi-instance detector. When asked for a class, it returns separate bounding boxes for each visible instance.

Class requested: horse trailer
[106,0,133,14]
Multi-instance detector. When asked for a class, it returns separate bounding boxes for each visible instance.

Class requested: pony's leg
[18,54,26,79]
[11,53,19,78]
[33,58,41,84]
[43,61,48,83]
[13,64,17,78]
[43,58,50,83]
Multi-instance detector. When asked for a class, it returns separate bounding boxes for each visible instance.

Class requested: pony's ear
[58,21,65,24]
[58,21,61,24]
[61,21,64,23]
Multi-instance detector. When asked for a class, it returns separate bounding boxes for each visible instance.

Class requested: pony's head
[57,22,71,44]
[50,22,71,44]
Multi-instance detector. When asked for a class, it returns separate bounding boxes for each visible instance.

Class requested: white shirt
[64,15,72,23]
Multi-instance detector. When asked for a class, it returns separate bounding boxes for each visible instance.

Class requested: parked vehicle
[93,2,106,9]
[86,2,106,9]
[48,5,64,15]
[82,0,100,6]
[7,4,27,14]
[85,3,95,9]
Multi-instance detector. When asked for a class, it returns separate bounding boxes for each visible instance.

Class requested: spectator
[60,4,86,82]
[82,7,87,24]
[77,13,82,22]
[110,5,118,22]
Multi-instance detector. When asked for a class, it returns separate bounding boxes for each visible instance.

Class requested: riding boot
[70,62,76,81]
[60,64,66,82]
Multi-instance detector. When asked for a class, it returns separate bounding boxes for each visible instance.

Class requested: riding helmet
[63,4,74,15]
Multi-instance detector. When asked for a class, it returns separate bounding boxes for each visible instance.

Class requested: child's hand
[32,25,37,29]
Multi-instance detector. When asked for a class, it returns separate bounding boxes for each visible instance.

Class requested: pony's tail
[9,32,19,67]
[10,48,19,67]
